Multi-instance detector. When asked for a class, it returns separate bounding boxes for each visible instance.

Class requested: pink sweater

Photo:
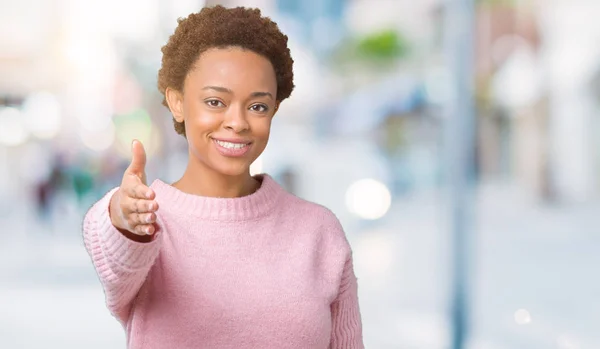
[83,174,363,348]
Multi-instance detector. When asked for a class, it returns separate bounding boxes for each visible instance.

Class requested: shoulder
[277,191,350,248]
[277,191,354,292]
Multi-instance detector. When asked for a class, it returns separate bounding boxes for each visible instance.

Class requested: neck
[172,156,258,198]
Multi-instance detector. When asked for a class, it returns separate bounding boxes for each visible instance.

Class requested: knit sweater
[82,174,363,349]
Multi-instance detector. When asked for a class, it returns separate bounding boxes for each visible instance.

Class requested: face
[166,47,278,178]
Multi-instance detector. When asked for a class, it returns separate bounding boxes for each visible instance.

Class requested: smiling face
[166,47,278,178]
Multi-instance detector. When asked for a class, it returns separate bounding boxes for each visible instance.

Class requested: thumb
[128,140,147,180]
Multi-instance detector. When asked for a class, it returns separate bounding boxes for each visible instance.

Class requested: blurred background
[1,0,599,348]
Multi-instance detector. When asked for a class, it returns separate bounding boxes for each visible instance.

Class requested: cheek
[184,105,221,134]
[253,118,273,141]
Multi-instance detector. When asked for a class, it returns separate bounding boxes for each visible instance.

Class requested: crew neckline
[149,174,284,221]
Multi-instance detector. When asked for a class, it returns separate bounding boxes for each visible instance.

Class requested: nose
[223,106,250,133]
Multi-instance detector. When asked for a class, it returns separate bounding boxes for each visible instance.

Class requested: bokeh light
[114,109,152,145]
[0,107,29,146]
[514,309,532,325]
[80,121,116,152]
[345,178,392,220]
[22,92,62,140]
[113,108,161,158]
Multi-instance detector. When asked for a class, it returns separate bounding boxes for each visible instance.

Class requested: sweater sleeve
[330,254,364,348]
[82,187,162,325]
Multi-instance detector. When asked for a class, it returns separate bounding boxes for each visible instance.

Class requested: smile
[212,138,252,157]
[215,140,250,149]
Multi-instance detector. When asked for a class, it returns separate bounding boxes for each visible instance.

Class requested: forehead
[186,47,277,92]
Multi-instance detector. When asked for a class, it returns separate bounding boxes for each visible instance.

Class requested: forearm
[83,188,162,321]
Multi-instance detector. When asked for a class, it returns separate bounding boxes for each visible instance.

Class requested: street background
[1,0,599,348]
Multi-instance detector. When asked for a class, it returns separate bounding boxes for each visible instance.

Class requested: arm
[330,254,364,349]
[83,188,162,325]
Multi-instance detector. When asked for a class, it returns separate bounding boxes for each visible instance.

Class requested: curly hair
[157,5,295,136]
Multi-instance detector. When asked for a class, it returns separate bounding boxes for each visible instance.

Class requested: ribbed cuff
[331,291,364,349]
[94,188,162,271]
[330,253,364,348]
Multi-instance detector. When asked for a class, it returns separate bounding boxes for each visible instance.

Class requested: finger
[124,198,158,214]
[126,213,149,227]
[126,183,154,200]
[133,213,156,226]
[133,224,146,235]
[134,224,154,236]
[145,224,156,235]
[127,140,147,183]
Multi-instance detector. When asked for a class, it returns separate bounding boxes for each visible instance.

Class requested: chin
[212,161,252,178]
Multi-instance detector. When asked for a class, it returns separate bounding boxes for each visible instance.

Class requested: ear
[165,87,184,123]
[273,101,280,116]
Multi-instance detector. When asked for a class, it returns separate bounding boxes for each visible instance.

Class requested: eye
[250,104,269,113]
[205,99,225,108]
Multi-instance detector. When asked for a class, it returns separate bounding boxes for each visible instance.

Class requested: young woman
[83,6,363,348]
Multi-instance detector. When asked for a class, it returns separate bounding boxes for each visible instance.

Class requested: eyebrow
[202,86,273,100]
[202,86,232,94]
[250,92,274,100]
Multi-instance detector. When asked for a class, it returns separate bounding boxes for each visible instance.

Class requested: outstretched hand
[109,140,159,235]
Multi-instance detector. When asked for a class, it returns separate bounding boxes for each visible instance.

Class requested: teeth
[216,140,249,149]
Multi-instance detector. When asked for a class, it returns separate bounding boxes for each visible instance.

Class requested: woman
[83,5,363,348]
